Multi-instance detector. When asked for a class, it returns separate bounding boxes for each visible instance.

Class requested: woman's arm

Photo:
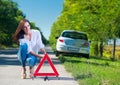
[29,51,42,58]
[35,30,46,54]
[40,48,46,54]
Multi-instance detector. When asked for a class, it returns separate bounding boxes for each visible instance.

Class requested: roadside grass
[59,56,120,85]
[0,44,18,49]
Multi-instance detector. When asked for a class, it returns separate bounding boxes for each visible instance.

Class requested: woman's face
[23,22,31,34]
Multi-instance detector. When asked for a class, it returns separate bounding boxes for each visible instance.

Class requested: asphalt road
[0,46,79,85]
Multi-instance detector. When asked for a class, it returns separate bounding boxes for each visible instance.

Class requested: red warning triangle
[34,54,59,77]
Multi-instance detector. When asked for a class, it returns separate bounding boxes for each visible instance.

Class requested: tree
[50,0,120,58]
[0,0,24,46]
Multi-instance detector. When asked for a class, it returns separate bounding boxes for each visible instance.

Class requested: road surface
[0,46,79,85]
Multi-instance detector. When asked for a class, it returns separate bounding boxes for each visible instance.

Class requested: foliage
[0,0,24,46]
[49,0,120,57]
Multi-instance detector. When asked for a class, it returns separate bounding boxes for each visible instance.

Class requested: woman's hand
[37,55,43,58]
[40,48,46,54]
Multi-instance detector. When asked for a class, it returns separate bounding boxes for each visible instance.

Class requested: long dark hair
[13,19,30,43]
[18,30,25,39]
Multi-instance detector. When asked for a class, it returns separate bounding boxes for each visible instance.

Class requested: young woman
[13,19,46,79]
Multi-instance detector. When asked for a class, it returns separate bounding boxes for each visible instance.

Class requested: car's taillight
[59,39,64,42]
[83,41,89,46]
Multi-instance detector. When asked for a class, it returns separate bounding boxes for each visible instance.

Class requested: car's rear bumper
[56,45,90,54]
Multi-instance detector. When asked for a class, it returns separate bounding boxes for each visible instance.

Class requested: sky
[13,0,64,40]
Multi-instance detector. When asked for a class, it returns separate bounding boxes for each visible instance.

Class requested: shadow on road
[0,49,55,55]
[0,48,59,66]
[0,45,61,67]
[0,48,18,55]
[0,56,20,66]
[33,76,76,81]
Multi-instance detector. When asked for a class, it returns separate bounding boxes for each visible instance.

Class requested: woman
[13,19,46,79]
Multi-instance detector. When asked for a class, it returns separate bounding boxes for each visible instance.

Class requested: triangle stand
[33,54,59,81]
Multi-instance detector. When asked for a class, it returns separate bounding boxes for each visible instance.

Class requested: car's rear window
[62,31,88,40]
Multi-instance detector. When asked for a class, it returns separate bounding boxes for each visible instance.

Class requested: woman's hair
[12,19,30,42]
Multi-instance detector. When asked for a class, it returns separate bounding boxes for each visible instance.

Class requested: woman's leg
[17,43,28,79]
[26,54,37,78]
[26,54,37,68]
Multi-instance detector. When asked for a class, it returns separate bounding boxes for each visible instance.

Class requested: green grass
[59,56,120,85]
[0,44,18,49]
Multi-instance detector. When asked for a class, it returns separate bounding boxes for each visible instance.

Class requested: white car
[55,30,90,58]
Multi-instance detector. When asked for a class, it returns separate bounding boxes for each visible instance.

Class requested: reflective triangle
[34,54,59,77]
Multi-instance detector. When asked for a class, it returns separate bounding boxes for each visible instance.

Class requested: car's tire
[55,51,60,57]
[77,54,82,57]
[84,54,90,59]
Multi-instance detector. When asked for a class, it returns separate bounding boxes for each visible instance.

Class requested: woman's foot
[29,67,34,78]
[21,67,26,79]
[29,73,33,78]
[21,73,26,79]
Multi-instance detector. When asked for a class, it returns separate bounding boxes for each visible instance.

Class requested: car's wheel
[77,54,82,57]
[55,51,60,57]
[84,54,90,59]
